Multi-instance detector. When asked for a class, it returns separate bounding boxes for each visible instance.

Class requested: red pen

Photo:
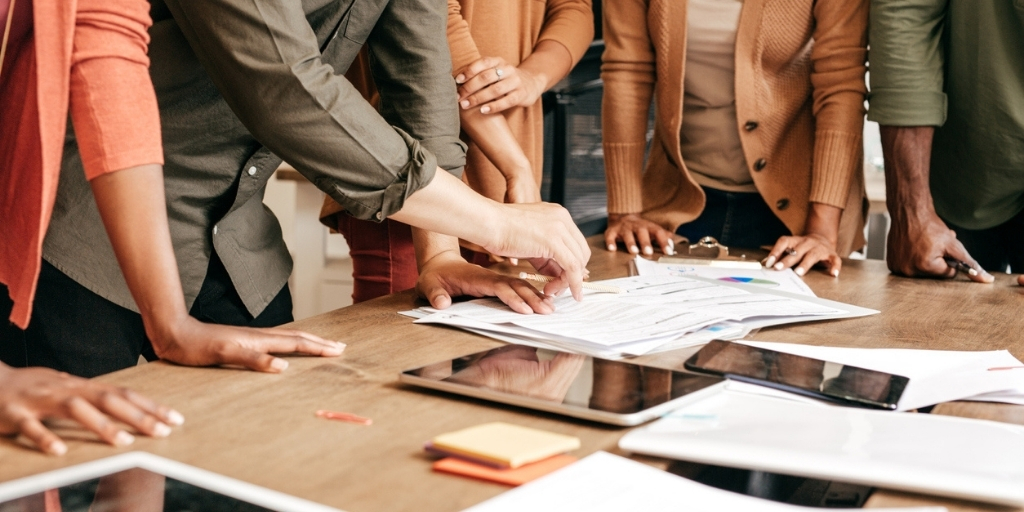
[316,410,373,425]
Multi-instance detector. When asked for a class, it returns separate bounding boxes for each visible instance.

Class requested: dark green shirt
[867,0,1024,230]
[43,0,465,316]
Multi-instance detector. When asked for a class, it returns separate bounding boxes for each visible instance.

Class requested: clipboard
[659,237,762,269]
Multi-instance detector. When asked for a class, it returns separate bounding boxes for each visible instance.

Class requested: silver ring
[494,67,504,80]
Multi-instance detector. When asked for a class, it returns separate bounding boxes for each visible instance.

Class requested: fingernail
[643,246,653,256]
[334,342,347,352]
[831,269,839,277]
[460,100,469,109]
[153,423,171,438]
[795,267,805,276]
[509,258,518,266]
[764,256,776,267]
[271,358,289,372]
[774,263,783,270]
[665,240,675,256]
[968,268,979,276]
[456,74,465,83]
[607,244,616,252]
[480,106,490,114]
[167,410,185,426]
[47,440,67,456]
[114,431,135,447]
[629,245,639,254]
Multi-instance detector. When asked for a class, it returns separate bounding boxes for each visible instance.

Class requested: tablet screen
[402,346,723,415]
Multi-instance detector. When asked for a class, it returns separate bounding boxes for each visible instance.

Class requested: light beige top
[680,0,755,193]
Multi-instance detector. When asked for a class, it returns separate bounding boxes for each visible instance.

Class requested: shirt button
[776,198,790,211]
[247,166,257,176]
[744,120,759,131]
[375,212,383,221]
[753,158,767,171]
[213,225,219,235]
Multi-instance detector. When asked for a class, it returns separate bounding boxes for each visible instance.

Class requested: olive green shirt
[867,0,1024,230]
[43,0,466,317]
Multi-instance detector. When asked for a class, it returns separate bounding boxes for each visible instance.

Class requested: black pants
[0,253,293,378]
[676,186,791,250]
[944,208,1024,274]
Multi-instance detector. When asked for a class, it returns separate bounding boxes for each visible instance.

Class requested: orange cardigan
[602,0,867,254]
[0,0,163,328]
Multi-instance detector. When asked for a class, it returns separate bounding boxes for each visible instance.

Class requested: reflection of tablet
[0,452,340,512]
[399,346,726,426]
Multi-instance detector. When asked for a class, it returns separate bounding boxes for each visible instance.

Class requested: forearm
[391,170,501,250]
[880,126,937,217]
[460,108,532,182]
[518,40,574,93]
[90,165,189,337]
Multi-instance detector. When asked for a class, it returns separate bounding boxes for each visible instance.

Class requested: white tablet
[399,345,726,426]
[0,452,340,512]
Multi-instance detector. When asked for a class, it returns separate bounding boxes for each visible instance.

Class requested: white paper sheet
[634,256,816,296]
[737,341,1024,410]
[465,451,944,512]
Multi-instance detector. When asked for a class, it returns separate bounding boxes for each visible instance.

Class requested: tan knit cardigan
[602,0,868,253]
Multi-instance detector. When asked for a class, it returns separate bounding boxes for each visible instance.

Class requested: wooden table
[2,238,1022,511]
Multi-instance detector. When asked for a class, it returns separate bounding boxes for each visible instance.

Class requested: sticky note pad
[433,454,578,486]
[430,422,581,468]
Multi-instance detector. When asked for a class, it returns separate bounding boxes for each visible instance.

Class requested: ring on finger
[494,67,504,81]
[783,248,797,257]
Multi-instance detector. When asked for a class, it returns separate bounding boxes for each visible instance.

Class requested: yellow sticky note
[431,422,581,468]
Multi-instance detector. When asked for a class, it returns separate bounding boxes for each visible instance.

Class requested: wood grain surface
[1,237,1021,512]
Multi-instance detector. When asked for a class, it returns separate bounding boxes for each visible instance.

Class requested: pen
[943,257,979,277]
[316,410,373,425]
[517,272,625,294]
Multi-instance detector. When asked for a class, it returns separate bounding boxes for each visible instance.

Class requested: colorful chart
[718,276,780,287]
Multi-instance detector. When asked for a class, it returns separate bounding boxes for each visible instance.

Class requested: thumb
[427,286,452,309]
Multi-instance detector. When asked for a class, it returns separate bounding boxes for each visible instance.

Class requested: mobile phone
[683,340,908,410]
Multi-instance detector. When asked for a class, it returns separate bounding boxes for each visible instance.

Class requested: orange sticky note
[432,454,578,486]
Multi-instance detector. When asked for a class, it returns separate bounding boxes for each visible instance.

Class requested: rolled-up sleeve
[163,0,449,221]
[369,0,466,175]
[70,0,164,180]
[866,0,949,127]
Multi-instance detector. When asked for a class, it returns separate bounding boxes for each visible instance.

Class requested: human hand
[604,213,675,256]
[456,56,545,115]
[416,252,553,314]
[764,234,842,277]
[149,318,345,373]
[483,202,590,301]
[0,364,183,455]
[448,346,586,402]
[887,209,992,282]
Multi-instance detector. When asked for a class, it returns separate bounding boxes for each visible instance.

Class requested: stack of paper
[410,275,877,359]
[465,451,945,512]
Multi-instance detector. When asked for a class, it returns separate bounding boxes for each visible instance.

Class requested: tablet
[399,345,726,426]
[684,339,909,410]
[0,452,340,512]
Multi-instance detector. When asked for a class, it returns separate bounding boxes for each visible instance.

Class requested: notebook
[430,422,580,468]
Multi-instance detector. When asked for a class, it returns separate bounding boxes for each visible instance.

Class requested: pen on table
[988,366,1024,371]
[517,272,625,294]
[943,257,979,277]
[316,410,373,425]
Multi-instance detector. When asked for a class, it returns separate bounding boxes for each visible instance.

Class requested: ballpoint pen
[943,257,979,277]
